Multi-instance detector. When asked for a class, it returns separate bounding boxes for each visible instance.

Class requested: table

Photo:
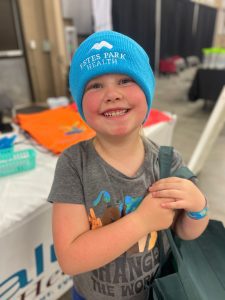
[0,114,176,300]
[188,68,225,103]
[0,137,73,300]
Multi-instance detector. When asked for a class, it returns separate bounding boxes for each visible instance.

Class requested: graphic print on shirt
[87,190,160,298]
[88,190,158,252]
[90,248,159,298]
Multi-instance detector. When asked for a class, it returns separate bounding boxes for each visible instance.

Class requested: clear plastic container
[0,148,36,177]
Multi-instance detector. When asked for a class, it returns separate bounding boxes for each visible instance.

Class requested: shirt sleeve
[47,152,84,204]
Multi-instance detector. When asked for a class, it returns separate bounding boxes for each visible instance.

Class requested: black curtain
[193,4,217,59]
[160,0,217,60]
[112,0,217,68]
[177,1,195,57]
[160,0,195,59]
[112,0,156,70]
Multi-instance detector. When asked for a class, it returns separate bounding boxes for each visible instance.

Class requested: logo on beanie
[91,41,113,50]
[80,41,126,72]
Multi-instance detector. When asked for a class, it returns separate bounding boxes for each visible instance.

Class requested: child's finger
[149,180,187,192]
[151,177,183,186]
[161,200,186,210]
[151,189,182,199]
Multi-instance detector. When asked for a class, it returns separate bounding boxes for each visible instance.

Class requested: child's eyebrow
[87,78,99,85]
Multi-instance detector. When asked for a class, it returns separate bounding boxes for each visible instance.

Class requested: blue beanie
[69,30,155,121]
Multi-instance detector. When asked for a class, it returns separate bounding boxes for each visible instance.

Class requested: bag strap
[172,166,195,180]
[158,146,195,267]
[159,146,195,180]
[159,146,174,178]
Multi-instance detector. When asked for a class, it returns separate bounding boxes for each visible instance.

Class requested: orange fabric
[17,105,95,154]
[144,109,171,127]
[17,105,171,154]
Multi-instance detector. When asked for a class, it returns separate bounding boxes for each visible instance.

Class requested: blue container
[0,148,36,177]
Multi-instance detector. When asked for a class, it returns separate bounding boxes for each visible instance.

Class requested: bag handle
[158,146,191,266]
[159,146,195,180]
[158,146,173,179]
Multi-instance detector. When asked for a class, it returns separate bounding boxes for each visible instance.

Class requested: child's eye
[85,82,102,92]
[119,77,135,85]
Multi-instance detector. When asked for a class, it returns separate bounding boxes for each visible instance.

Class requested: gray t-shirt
[48,137,184,300]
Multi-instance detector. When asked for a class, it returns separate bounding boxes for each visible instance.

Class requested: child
[48,31,209,300]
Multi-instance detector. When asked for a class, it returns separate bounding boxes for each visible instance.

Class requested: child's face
[82,74,148,137]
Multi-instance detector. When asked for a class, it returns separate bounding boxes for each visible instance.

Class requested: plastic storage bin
[0,148,36,177]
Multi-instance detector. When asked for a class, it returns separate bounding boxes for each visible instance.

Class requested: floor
[57,67,225,300]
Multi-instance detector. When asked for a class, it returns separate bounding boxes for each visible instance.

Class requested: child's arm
[149,177,209,240]
[52,194,174,276]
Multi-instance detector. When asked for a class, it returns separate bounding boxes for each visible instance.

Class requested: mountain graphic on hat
[91,41,113,50]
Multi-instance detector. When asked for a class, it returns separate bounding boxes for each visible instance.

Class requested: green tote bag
[150,146,225,300]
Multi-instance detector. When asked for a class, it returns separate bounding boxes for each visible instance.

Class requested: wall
[0,57,31,107]
[192,0,219,6]
[0,0,31,107]
[214,0,225,47]
[61,0,93,34]
[18,0,68,103]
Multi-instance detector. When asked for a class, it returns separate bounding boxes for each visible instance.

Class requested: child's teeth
[104,109,127,117]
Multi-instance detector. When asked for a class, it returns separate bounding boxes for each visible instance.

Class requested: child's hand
[149,177,206,212]
[135,192,175,233]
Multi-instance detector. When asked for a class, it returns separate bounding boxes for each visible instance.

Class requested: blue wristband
[186,206,208,220]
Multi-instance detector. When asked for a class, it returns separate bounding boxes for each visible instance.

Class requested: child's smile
[102,108,130,118]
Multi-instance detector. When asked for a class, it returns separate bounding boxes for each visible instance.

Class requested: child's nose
[103,86,122,103]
